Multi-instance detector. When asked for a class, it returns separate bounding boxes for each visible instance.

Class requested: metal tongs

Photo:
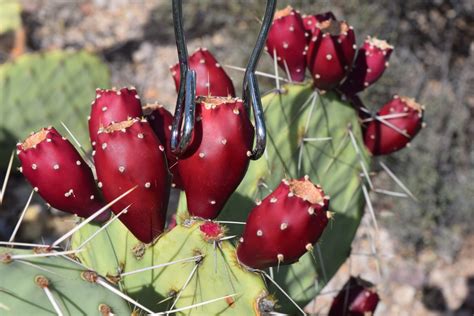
[170,0,277,160]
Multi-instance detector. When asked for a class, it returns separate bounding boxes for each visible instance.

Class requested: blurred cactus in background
[0,50,109,167]
[0,0,21,35]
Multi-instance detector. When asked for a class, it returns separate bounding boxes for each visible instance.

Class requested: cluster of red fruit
[16,48,330,273]
[14,6,431,313]
[266,6,424,156]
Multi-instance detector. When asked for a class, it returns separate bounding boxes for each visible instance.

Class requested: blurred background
[0,0,473,314]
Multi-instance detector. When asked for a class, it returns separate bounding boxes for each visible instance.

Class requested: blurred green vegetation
[0,0,21,35]
[0,50,109,167]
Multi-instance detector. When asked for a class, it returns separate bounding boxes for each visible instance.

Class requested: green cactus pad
[227,83,370,312]
[0,0,21,35]
[0,247,130,315]
[71,219,271,315]
[177,83,371,312]
[0,50,109,166]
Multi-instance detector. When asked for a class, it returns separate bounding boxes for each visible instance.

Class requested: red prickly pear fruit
[178,96,254,219]
[17,127,108,221]
[302,11,336,32]
[88,87,143,147]
[307,19,356,91]
[328,277,380,316]
[144,103,183,189]
[94,118,171,243]
[265,6,308,82]
[170,48,236,97]
[340,36,394,96]
[236,177,330,270]
[364,96,424,156]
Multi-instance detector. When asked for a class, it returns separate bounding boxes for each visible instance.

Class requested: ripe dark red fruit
[307,19,356,90]
[266,6,308,82]
[340,36,393,96]
[17,127,107,220]
[88,87,143,147]
[364,96,424,155]
[170,48,236,97]
[94,118,170,243]
[178,96,254,219]
[144,103,183,189]
[237,177,330,270]
[328,277,380,316]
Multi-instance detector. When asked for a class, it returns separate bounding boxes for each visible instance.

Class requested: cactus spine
[1,3,427,315]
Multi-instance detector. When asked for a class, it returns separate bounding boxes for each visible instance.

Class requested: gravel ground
[307,214,474,315]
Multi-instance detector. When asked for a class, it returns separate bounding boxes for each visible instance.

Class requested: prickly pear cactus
[1,3,423,314]
[0,247,130,314]
[235,84,369,312]
[71,219,271,315]
[176,83,369,313]
[0,50,109,166]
